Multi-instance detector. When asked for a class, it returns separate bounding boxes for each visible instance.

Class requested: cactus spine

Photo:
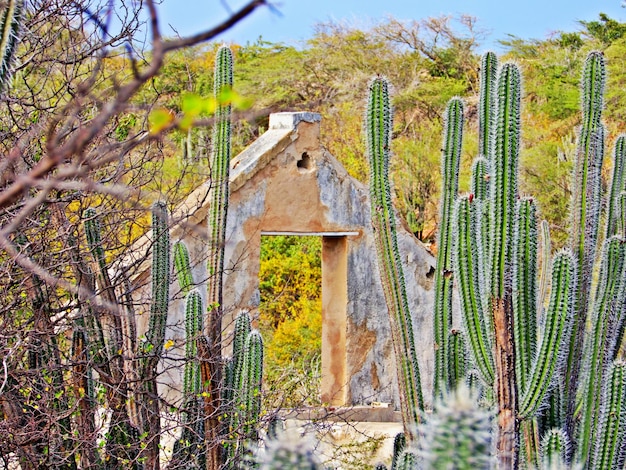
[433,97,464,395]
[366,76,423,442]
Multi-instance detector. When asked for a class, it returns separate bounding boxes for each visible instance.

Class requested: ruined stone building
[134,112,436,413]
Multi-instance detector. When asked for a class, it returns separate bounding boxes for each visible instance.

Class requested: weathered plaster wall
[151,112,436,410]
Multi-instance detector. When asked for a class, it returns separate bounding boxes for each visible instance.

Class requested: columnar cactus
[390,432,406,470]
[207,44,233,321]
[366,76,423,441]
[606,135,626,237]
[203,44,234,467]
[0,0,24,89]
[174,240,194,295]
[433,97,464,395]
[564,52,606,435]
[83,205,173,468]
[223,311,264,466]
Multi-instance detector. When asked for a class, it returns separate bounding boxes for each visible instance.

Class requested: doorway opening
[259,233,350,407]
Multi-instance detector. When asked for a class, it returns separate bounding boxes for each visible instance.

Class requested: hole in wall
[426,265,435,279]
[297,152,312,171]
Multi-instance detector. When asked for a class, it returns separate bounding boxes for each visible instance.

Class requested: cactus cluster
[4,44,268,469]
[367,50,626,468]
[222,310,265,466]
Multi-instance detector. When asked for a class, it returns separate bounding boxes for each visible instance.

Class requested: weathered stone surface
[137,112,436,411]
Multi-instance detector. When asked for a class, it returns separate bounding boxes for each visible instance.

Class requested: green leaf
[148,108,174,134]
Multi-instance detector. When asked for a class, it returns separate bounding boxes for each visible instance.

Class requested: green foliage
[580,13,626,45]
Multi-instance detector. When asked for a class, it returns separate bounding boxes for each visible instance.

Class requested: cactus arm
[577,236,626,465]
[202,45,234,468]
[232,310,252,390]
[173,240,194,295]
[519,250,575,418]
[417,385,493,469]
[479,51,498,160]
[591,361,626,470]
[448,330,467,390]
[207,44,233,321]
[489,62,521,299]
[395,451,418,470]
[540,428,570,469]
[0,0,24,89]
[607,135,626,237]
[538,219,552,311]
[489,62,522,468]
[470,156,490,202]
[183,289,203,396]
[453,195,494,385]
[143,201,170,362]
[512,198,538,394]
[433,97,464,395]
[390,432,406,470]
[366,76,423,441]
[565,52,606,429]
[240,330,263,439]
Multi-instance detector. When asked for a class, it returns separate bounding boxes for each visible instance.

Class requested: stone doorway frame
[261,231,358,406]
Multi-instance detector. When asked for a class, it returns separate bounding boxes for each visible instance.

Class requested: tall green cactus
[564,52,606,434]
[433,97,464,396]
[83,205,178,468]
[606,135,626,237]
[540,429,570,469]
[0,0,24,89]
[207,44,233,321]
[203,44,234,468]
[366,76,423,442]
[143,201,170,365]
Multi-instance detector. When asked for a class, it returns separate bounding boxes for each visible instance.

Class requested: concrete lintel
[261,231,360,237]
[269,112,321,129]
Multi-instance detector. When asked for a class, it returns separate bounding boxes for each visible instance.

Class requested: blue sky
[156,0,625,50]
